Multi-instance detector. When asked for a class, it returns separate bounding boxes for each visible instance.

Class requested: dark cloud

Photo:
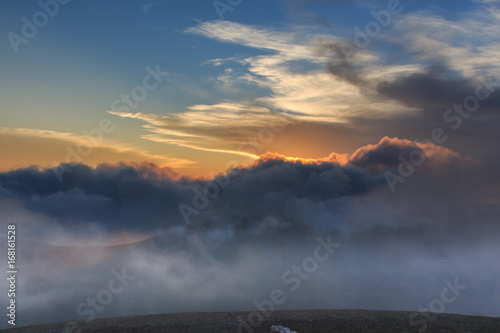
[325,42,366,87]
[349,136,422,170]
[0,163,191,231]
[0,152,381,235]
[321,37,500,114]
[0,137,464,236]
[376,65,500,111]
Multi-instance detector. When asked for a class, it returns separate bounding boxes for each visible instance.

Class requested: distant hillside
[1,309,499,332]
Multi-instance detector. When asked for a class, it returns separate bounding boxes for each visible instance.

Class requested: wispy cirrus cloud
[0,127,195,169]
[108,102,292,158]
[186,20,418,121]
[107,20,423,158]
[392,6,500,79]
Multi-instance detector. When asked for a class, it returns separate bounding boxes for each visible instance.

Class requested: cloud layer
[1,137,498,328]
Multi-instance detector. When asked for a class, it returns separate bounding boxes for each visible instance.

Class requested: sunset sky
[1,0,500,329]
[1,0,498,177]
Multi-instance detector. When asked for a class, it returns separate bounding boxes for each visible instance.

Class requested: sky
[1,0,495,176]
[1,0,500,330]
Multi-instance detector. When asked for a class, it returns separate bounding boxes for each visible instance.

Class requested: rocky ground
[1,309,499,332]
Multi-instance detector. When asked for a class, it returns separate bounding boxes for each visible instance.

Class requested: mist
[1,137,499,328]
